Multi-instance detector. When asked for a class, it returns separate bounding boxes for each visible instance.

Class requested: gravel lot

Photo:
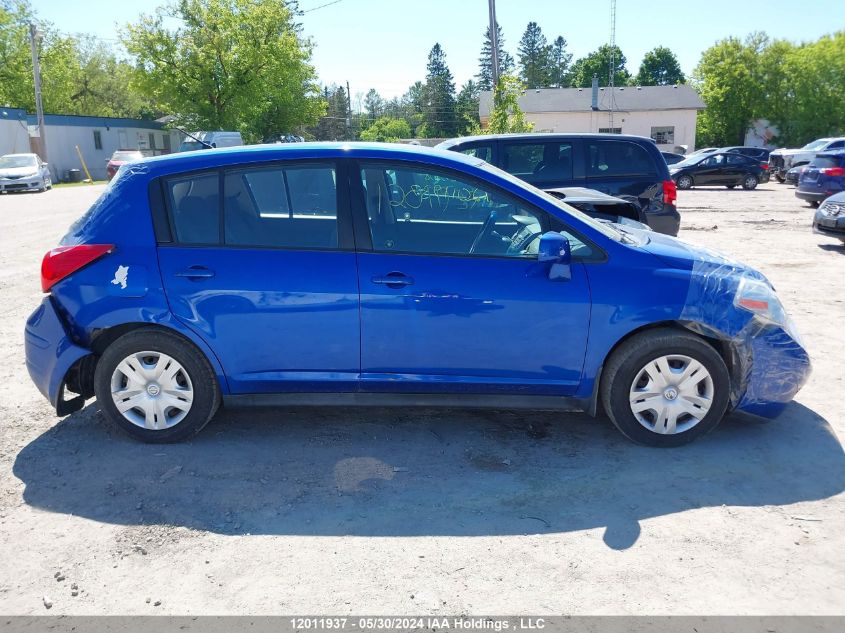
[0,182,843,615]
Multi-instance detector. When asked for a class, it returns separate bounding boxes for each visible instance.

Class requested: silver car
[0,153,52,193]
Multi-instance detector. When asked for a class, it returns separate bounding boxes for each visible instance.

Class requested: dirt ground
[0,181,843,615]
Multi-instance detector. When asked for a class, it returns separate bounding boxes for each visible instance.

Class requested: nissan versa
[24,144,810,447]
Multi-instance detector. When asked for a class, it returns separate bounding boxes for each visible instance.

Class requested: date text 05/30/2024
[289,617,547,630]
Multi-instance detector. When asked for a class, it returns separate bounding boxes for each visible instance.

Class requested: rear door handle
[175,266,215,280]
[371,272,414,287]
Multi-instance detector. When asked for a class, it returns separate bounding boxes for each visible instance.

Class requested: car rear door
[155,161,361,394]
[351,159,593,395]
[583,139,659,203]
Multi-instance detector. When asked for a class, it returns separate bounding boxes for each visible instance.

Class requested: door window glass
[586,140,657,177]
[224,164,338,248]
[458,143,492,162]
[360,162,548,258]
[503,142,574,182]
[166,172,220,244]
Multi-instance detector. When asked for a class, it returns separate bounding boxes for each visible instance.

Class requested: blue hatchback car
[25,143,810,446]
[796,150,845,205]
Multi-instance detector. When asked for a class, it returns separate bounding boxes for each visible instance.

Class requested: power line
[303,0,345,13]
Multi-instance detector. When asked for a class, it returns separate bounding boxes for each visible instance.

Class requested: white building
[0,108,31,156]
[479,84,706,153]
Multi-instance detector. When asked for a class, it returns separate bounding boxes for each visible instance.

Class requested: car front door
[352,160,593,395]
[694,155,721,184]
[156,161,360,393]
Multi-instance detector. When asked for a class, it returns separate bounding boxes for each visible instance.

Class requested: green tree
[123,0,324,142]
[311,84,349,140]
[486,75,533,134]
[364,88,383,122]
[635,46,685,85]
[456,79,481,134]
[517,21,552,88]
[421,43,456,138]
[568,44,630,87]
[549,36,572,88]
[477,22,515,91]
[359,116,411,142]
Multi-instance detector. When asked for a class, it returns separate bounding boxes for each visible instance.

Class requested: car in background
[661,151,686,165]
[24,142,810,447]
[796,150,845,206]
[813,191,845,243]
[106,150,145,181]
[0,153,51,193]
[770,137,845,182]
[546,187,651,231]
[436,133,679,236]
[670,152,763,190]
[177,131,243,152]
[686,148,719,159]
[785,165,806,186]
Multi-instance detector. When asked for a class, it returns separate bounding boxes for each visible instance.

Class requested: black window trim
[348,157,605,263]
[154,159,355,252]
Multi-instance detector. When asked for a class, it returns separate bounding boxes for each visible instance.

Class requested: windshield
[802,140,829,150]
[0,155,37,169]
[178,141,208,152]
[111,151,143,162]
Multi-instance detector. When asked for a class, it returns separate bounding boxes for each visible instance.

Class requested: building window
[162,133,171,153]
[651,126,675,144]
[149,133,157,150]
[93,130,102,150]
[598,127,622,134]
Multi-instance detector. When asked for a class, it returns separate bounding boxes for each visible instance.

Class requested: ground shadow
[818,243,845,253]
[12,401,845,549]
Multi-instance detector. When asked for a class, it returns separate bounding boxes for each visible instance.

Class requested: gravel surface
[0,182,843,615]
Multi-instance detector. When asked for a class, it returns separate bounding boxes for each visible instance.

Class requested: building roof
[479,84,705,117]
[0,107,28,121]
[25,113,167,130]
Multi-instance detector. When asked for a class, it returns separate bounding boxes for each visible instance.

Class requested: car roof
[436,132,656,148]
[133,142,484,177]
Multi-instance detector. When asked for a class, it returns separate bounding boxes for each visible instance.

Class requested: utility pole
[29,23,48,163]
[487,0,500,88]
[608,0,617,131]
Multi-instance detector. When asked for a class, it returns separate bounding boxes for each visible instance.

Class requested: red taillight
[41,244,114,292]
[738,297,769,312]
[760,162,769,170]
[821,167,845,177]
[662,179,677,205]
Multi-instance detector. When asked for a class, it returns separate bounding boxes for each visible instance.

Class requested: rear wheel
[676,175,693,190]
[94,330,220,442]
[726,184,736,189]
[742,174,758,190]
[775,174,785,183]
[600,328,731,447]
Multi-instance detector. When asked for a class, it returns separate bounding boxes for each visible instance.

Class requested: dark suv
[436,133,680,235]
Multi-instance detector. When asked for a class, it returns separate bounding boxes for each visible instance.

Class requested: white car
[0,153,52,193]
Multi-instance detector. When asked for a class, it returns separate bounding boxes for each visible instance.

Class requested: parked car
[177,131,243,152]
[812,191,845,243]
[436,133,680,236]
[106,150,145,181]
[770,137,845,182]
[661,151,686,165]
[545,187,651,231]
[785,165,806,186]
[0,153,51,193]
[796,150,845,206]
[670,152,763,190]
[25,143,810,447]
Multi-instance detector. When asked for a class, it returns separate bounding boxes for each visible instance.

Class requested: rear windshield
[812,155,844,168]
[111,151,143,162]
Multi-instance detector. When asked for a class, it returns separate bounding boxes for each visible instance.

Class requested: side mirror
[538,231,572,281]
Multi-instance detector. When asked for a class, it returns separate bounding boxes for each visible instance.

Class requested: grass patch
[53,180,107,188]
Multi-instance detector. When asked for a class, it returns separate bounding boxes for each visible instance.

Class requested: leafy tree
[517,21,552,88]
[421,43,456,138]
[359,116,411,142]
[311,84,349,140]
[123,0,325,142]
[477,22,515,91]
[456,79,481,134]
[486,75,533,134]
[635,46,685,85]
[549,36,572,88]
[364,88,383,122]
[568,44,630,87]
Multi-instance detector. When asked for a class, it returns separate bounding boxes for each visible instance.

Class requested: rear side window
[812,155,844,169]
[586,140,657,178]
[166,173,220,244]
[457,143,492,162]
[726,154,748,165]
[224,164,338,249]
[503,142,574,182]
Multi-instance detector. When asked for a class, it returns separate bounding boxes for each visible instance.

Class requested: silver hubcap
[110,351,193,430]
[629,354,714,435]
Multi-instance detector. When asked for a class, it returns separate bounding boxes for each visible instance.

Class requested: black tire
[810,201,821,208]
[775,174,785,183]
[742,174,758,190]
[93,329,220,443]
[726,184,736,189]
[676,175,693,190]
[600,328,731,447]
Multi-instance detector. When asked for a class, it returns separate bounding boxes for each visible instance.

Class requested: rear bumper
[644,205,680,236]
[796,189,829,202]
[25,297,92,413]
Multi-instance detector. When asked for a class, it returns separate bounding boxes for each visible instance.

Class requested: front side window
[166,172,220,244]
[502,142,574,183]
[360,162,550,258]
[586,140,657,178]
[224,164,338,249]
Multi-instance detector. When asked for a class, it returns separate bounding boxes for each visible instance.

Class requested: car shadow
[13,401,844,550]
[818,243,845,253]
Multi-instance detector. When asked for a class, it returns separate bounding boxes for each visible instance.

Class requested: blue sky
[33,0,843,102]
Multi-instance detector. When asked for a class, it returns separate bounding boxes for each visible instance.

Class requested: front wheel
[600,328,731,447]
[94,329,220,442]
[676,175,693,190]
[742,175,758,190]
